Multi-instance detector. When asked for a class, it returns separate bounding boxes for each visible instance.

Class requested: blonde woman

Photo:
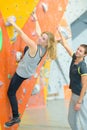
[5,13,57,127]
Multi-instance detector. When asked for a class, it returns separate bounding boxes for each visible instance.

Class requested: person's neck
[75,57,84,64]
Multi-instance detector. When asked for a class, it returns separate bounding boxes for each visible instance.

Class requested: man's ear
[84,54,87,58]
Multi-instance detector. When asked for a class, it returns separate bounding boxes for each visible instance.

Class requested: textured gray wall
[48,0,87,99]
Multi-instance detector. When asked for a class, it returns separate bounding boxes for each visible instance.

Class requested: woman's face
[37,33,48,47]
[75,46,85,58]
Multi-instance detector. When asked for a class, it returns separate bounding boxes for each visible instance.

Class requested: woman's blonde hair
[42,32,57,60]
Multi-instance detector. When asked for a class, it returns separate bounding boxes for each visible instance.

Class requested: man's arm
[58,30,73,57]
[74,75,87,111]
[78,75,87,103]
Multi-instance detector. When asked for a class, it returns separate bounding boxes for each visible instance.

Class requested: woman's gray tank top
[16,45,46,78]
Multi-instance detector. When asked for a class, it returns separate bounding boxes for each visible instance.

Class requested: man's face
[75,46,85,58]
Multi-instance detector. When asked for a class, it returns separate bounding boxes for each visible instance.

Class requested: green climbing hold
[8,74,12,79]
[0,27,2,51]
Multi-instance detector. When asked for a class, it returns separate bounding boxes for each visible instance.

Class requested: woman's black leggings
[7,73,26,118]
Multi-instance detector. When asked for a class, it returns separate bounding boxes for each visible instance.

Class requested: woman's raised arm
[7,16,37,50]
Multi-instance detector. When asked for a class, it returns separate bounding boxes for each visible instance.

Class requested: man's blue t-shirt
[69,53,87,95]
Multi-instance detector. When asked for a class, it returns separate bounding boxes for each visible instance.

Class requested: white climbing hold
[16,51,22,62]
[10,29,18,42]
[23,88,26,94]
[34,73,38,78]
[0,81,3,86]
[32,84,40,95]
[58,26,71,39]
[58,6,63,11]
[32,31,37,36]
[41,3,48,12]
[6,16,16,26]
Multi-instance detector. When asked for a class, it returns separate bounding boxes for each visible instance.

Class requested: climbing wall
[47,17,72,99]
[0,0,68,129]
[27,58,51,108]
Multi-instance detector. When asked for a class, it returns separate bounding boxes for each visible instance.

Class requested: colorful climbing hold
[0,27,2,51]
[5,16,16,26]
[8,74,12,79]
[0,81,3,87]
